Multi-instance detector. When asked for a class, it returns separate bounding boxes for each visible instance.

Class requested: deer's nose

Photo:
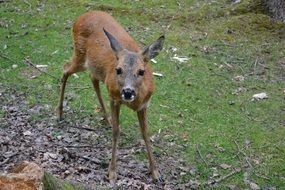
[122,88,136,101]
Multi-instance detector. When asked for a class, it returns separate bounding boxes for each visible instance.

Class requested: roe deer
[57,11,165,183]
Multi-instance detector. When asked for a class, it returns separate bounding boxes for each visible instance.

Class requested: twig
[0,158,10,166]
[255,173,270,180]
[0,151,18,166]
[233,140,252,168]
[196,144,208,167]
[0,51,60,82]
[253,59,258,76]
[209,71,231,80]
[68,85,92,90]
[23,58,59,81]
[66,144,94,148]
[69,125,98,132]
[206,168,241,186]
[216,168,241,183]
[78,155,109,167]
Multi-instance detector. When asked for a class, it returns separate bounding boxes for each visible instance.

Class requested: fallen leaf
[234,75,245,81]
[220,163,231,170]
[94,106,101,113]
[172,54,190,63]
[232,87,247,95]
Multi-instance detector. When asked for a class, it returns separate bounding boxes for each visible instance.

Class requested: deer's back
[72,11,140,81]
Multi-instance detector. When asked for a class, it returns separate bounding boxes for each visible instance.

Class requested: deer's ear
[103,28,123,56]
[142,35,165,61]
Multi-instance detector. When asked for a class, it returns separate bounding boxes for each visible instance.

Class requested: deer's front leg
[137,108,163,182]
[108,100,120,184]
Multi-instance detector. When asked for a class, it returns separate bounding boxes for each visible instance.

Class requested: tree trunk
[263,0,285,23]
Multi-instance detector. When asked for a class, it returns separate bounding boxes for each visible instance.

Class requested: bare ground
[0,84,195,189]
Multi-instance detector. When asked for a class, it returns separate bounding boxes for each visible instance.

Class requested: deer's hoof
[156,175,164,183]
[152,169,164,183]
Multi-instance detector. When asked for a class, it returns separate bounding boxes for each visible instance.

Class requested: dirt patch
[0,84,193,189]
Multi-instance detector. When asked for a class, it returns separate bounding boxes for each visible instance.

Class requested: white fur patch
[138,100,150,111]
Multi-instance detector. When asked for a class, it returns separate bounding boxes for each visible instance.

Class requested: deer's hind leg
[90,74,111,126]
[57,55,86,120]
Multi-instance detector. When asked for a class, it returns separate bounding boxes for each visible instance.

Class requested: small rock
[251,92,268,101]
[232,0,241,4]
[228,100,235,105]
[23,130,32,136]
[150,59,157,63]
[0,161,44,190]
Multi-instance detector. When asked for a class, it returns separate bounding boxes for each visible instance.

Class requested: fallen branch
[233,140,252,168]
[0,151,18,166]
[0,158,10,166]
[206,168,241,186]
[196,144,208,167]
[68,125,98,132]
[23,58,59,81]
[66,144,94,148]
[78,155,103,165]
[68,85,92,90]
[0,52,60,82]
[255,173,270,180]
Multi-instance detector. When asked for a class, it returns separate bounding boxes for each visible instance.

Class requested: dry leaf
[220,163,231,170]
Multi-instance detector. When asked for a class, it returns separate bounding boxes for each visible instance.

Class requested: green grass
[1,0,285,189]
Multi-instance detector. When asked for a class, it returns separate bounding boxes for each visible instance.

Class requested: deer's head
[104,29,164,102]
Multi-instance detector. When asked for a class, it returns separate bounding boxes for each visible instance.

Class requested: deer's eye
[138,69,145,76]
[116,68,123,75]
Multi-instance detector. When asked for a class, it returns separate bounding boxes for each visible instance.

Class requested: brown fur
[57,11,164,183]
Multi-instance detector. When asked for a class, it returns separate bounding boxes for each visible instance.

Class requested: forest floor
[1,0,285,189]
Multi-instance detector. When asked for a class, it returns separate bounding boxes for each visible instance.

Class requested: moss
[228,0,265,16]
[43,172,88,190]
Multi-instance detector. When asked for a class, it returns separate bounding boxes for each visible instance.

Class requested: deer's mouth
[122,94,135,102]
[121,88,136,102]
